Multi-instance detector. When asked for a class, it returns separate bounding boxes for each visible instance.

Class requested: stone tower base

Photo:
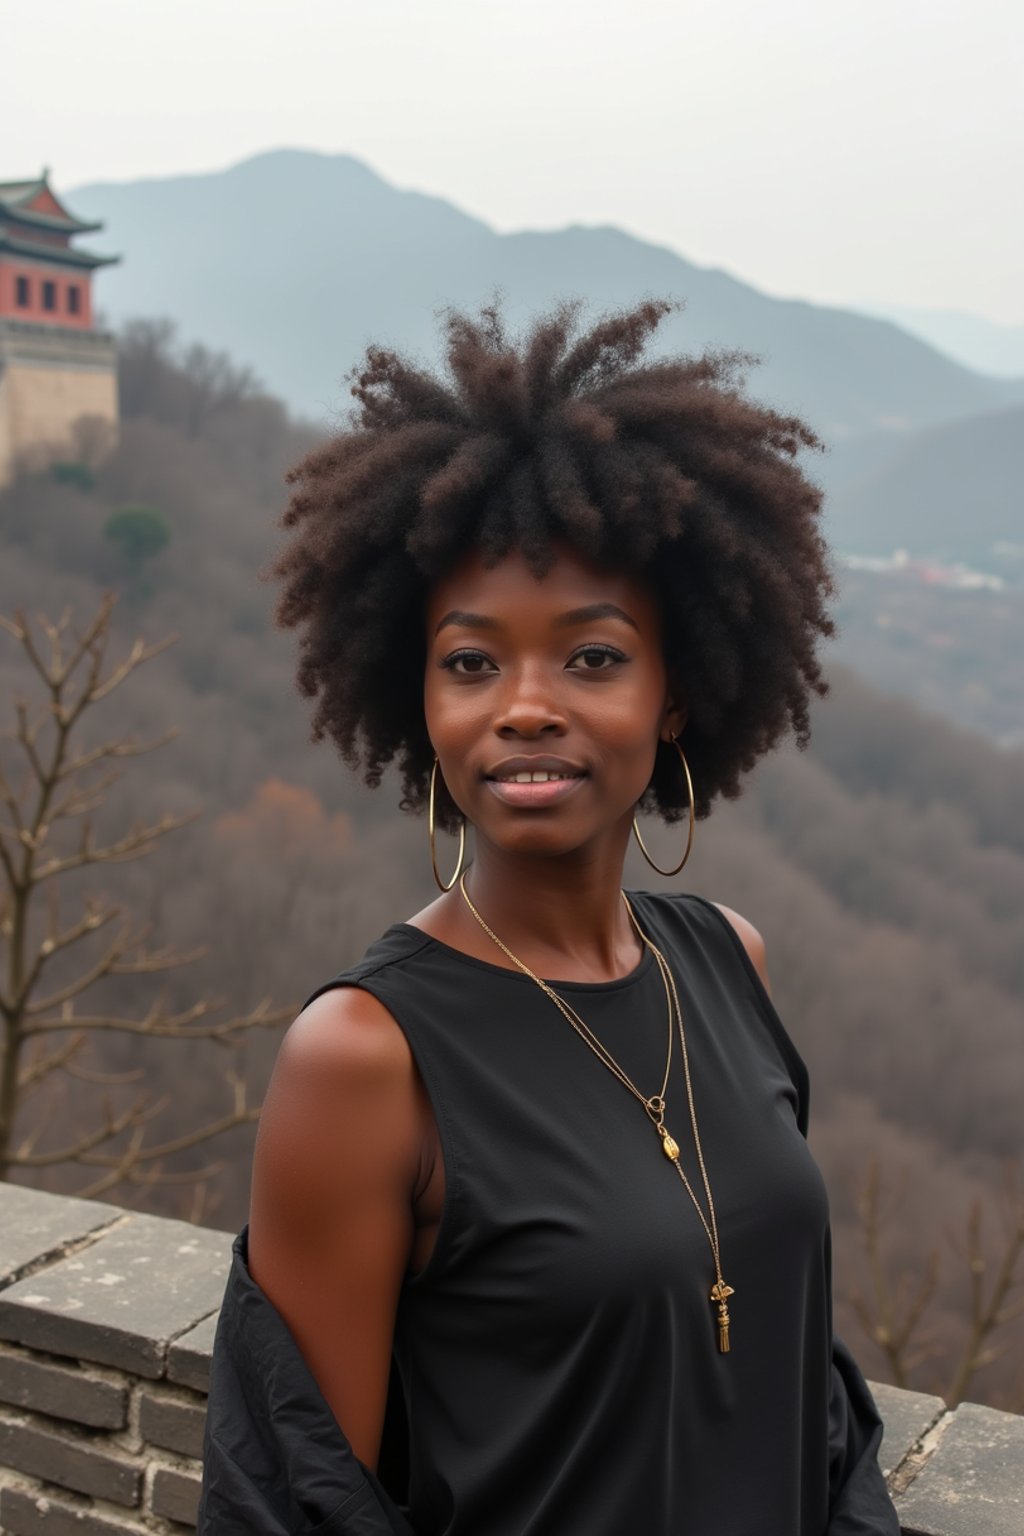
[0,319,118,489]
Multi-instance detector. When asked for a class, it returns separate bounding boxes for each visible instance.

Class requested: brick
[0,1350,127,1428]
[0,1214,232,1377]
[151,1464,202,1526]
[869,1379,946,1478]
[139,1388,206,1457]
[0,1487,139,1536]
[167,1308,218,1393]
[0,1417,141,1507]
[895,1400,1024,1535]
[0,1184,120,1286]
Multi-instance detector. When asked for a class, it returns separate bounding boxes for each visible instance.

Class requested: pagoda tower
[0,170,120,487]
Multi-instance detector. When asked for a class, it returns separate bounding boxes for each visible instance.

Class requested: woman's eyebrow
[554,603,639,632]
[434,603,639,637]
[434,609,498,636]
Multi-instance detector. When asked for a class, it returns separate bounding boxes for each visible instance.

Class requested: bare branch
[41,897,120,961]
[47,768,123,821]
[82,1097,258,1167]
[11,1087,163,1167]
[66,1121,152,1200]
[54,731,179,785]
[24,921,146,1015]
[0,758,26,836]
[25,994,293,1041]
[33,809,200,882]
[17,902,122,1008]
[13,1090,60,1158]
[37,599,114,694]
[28,1069,255,1203]
[0,825,17,887]
[13,699,48,787]
[64,1058,146,1086]
[89,633,179,704]
[17,1031,88,1092]
[110,941,210,976]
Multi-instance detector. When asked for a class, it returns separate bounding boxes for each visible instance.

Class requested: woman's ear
[661,682,687,743]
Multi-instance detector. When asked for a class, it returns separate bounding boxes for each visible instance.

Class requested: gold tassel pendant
[710,1281,735,1353]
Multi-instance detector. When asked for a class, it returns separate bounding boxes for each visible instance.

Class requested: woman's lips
[484,774,588,808]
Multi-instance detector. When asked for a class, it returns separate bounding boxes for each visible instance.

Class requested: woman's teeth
[499,771,578,783]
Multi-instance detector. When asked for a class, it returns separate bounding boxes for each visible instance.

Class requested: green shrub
[51,461,96,492]
[104,505,172,564]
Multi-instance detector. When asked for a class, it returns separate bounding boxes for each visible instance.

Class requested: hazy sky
[9,0,1022,323]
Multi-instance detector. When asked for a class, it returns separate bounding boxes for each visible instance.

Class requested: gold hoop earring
[429,757,467,892]
[632,736,695,877]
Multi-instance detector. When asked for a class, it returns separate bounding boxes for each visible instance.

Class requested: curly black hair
[273,297,835,831]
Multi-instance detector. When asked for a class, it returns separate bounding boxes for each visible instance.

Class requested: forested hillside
[824,405,1024,562]
[1,324,1021,1407]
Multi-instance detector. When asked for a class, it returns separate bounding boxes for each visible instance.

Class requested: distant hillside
[828,567,1024,749]
[854,304,1024,380]
[824,406,1024,562]
[71,149,1022,439]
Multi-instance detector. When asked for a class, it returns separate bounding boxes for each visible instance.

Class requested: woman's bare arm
[247,986,423,1472]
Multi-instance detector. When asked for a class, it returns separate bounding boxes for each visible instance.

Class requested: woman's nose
[492,666,568,737]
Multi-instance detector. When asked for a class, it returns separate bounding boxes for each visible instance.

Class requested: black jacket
[198,1226,898,1535]
[198,1224,413,1536]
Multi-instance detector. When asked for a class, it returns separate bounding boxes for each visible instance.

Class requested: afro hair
[273,297,836,830]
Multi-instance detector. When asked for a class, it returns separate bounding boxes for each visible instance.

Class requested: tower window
[43,280,56,311]
[16,275,30,307]
[67,285,81,315]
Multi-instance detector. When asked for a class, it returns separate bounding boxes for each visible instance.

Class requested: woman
[199,299,899,1534]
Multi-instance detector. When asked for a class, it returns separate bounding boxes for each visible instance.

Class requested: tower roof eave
[0,232,120,269]
[0,203,104,236]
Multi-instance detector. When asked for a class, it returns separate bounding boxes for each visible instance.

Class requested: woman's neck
[410,825,645,984]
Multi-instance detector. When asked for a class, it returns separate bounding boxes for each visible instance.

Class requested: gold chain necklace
[457,870,735,1353]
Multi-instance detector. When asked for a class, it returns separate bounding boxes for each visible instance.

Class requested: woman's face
[423,539,685,860]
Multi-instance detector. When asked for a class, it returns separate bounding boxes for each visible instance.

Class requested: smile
[484,773,588,807]
[492,770,581,782]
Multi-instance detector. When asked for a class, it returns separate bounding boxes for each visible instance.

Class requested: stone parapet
[1,1183,1021,1534]
[0,319,117,372]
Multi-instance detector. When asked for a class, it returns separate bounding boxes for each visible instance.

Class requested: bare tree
[851,1157,1024,1408]
[0,596,292,1218]
[179,341,262,439]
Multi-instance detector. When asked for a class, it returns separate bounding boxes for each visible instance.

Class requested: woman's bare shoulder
[279,983,416,1088]
[252,983,422,1238]
[707,900,772,997]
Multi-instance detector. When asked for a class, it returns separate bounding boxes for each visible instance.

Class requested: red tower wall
[0,259,94,329]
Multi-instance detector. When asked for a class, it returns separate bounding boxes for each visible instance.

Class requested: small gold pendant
[661,1130,680,1160]
[710,1280,735,1353]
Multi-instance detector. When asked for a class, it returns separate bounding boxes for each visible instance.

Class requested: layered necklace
[458,870,735,1354]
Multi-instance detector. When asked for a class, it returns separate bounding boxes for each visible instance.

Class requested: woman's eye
[440,650,495,676]
[568,646,627,671]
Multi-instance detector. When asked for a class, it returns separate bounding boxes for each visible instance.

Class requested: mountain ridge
[70,147,1023,435]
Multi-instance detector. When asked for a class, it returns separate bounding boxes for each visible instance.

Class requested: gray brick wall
[1,1183,1022,1535]
[0,1185,227,1535]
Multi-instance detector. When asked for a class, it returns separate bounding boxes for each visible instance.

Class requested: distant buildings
[0,171,119,487]
[839,548,1006,592]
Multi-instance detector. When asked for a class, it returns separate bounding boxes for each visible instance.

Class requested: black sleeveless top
[301,891,890,1536]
